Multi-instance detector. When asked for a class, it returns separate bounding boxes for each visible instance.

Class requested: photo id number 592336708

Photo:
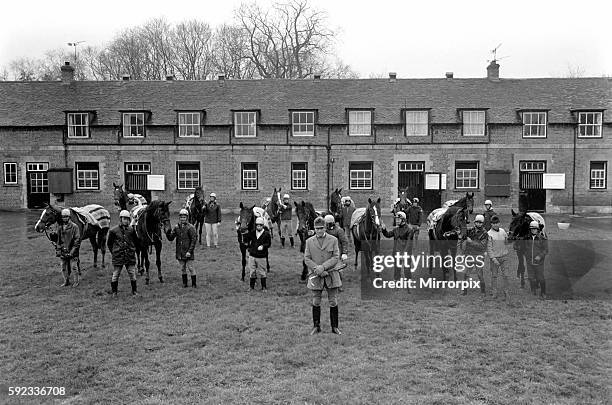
[8,387,66,396]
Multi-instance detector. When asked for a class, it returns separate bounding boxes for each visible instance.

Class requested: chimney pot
[218,74,225,81]
[313,74,321,81]
[122,75,130,81]
[445,72,454,79]
[60,61,74,84]
[487,60,500,81]
[166,75,174,81]
[389,72,397,82]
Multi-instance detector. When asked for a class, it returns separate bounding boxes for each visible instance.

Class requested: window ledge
[75,189,102,193]
[3,184,19,187]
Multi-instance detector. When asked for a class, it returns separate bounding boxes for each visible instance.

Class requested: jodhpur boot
[539,281,547,299]
[182,274,188,288]
[480,281,486,296]
[131,280,138,296]
[290,237,295,248]
[111,280,118,297]
[261,277,267,291]
[191,275,197,288]
[331,306,342,335]
[310,306,321,335]
[281,237,285,248]
[529,280,537,295]
[250,277,256,290]
[520,275,525,289]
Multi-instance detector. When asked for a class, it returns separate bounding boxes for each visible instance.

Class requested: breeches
[464,263,484,281]
[248,256,267,278]
[526,262,545,282]
[280,221,292,239]
[312,287,338,307]
[490,256,509,293]
[178,260,196,276]
[61,258,78,278]
[112,264,136,281]
[205,223,219,246]
[408,224,420,240]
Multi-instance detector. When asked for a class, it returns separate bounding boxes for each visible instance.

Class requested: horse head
[113,182,128,211]
[508,209,530,240]
[329,188,343,216]
[366,197,382,231]
[194,186,205,205]
[149,200,172,234]
[34,203,59,232]
[439,205,468,240]
[464,192,475,214]
[268,187,281,221]
[238,202,255,235]
[295,201,315,233]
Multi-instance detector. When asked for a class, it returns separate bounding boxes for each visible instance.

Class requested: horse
[295,200,319,282]
[328,188,343,223]
[391,187,411,226]
[426,204,470,281]
[134,200,172,284]
[237,202,271,281]
[508,209,547,287]
[185,186,206,244]
[265,187,283,239]
[351,198,382,276]
[112,182,147,214]
[34,203,111,273]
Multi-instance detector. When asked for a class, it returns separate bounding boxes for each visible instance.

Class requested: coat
[340,206,355,229]
[304,233,341,290]
[279,203,292,220]
[204,202,222,223]
[107,224,138,266]
[244,228,271,258]
[326,225,349,255]
[381,223,412,253]
[406,205,422,226]
[460,227,489,256]
[483,209,497,231]
[52,220,81,258]
[528,232,548,266]
[166,223,197,260]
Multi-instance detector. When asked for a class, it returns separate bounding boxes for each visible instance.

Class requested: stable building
[0,62,610,214]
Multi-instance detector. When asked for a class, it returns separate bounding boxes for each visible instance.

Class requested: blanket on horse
[427,207,448,232]
[130,205,146,227]
[350,207,366,229]
[252,206,273,230]
[71,205,110,229]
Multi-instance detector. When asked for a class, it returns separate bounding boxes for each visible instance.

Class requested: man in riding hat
[204,192,222,248]
[279,193,294,248]
[381,211,414,284]
[526,220,548,298]
[482,200,496,231]
[304,217,342,335]
[107,210,139,296]
[245,216,272,291]
[50,208,82,287]
[166,208,198,288]
[459,214,489,296]
[406,197,422,240]
[339,196,355,245]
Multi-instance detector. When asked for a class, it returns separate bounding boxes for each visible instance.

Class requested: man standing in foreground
[50,208,82,287]
[486,215,512,305]
[107,210,139,296]
[166,209,198,288]
[304,217,342,335]
[205,192,222,248]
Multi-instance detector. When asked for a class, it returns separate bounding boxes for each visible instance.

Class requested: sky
[1,0,610,78]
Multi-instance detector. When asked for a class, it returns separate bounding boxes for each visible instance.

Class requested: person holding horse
[526,220,548,298]
[459,214,488,296]
[482,200,497,231]
[166,209,198,288]
[486,215,512,305]
[324,214,349,291]
[245,216,272,291]
[279,193,294,248]
[204,192,222,248]
[406,198,422,240]
[49,208,82,287]
[107,210,139,296]
[305,217,342,335]
[381,211,414,286]
[340,197,355,245]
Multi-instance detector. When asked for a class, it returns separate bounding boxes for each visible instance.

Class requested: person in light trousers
[486,215,512,305]
[204,192,222,248]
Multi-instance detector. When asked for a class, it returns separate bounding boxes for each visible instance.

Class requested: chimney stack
[122,74,131,81]
[445,72,454,79]
[166,74,174,81]
[60,61,74,84]
[487,60,500,81]
[389,72,397,82]
[313,74,321,82]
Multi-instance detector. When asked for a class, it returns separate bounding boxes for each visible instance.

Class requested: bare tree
[566,63,586,78]
[212,24,256,79]
[172,20,214,80]
[8,58,38,81]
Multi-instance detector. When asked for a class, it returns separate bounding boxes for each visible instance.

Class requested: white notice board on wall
[147,175,165,191]
[425,173,447,190]
[543,173,565,189]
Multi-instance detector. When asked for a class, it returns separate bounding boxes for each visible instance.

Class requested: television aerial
[487,43,509,63]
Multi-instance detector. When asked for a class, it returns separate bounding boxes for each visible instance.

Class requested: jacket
[279,203,292,221]
[244,228,271,258]
[166,223,197,260]
[304,233,341,290]
[340,206,355,229]
[460,227,488,256]
[381,223,413,253]
[406,205,422,226]
[52,220,82,258]
[107,224,138,266]
[205,202,222,223]
[326,225,349,255]
[528,232,548,266]
[483,209,497,231]
[486,228,509,258]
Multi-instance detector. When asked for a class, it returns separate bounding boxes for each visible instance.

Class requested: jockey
[482,199,497,231]
[244,216,272,291]
[107,210,138,296]
[527,220,548,298]
[166,208,198,288]
[279,193,294,248]
[381,211,413,283]
[50,208,82,287]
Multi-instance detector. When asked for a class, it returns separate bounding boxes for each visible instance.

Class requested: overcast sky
[1,0,609,78]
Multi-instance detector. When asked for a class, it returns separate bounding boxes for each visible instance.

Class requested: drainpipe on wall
[326,127,332,211]
[572,127,576,215]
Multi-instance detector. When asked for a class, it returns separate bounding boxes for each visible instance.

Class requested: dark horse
[35,203,111,273]
[135,200,172,284]
[351,198,382,277]
[237,202,271,281]
[295,200,318,282]
[391,187,411,226]
[508,209,546,288]
[266,187,283,239]
[185,186,206,244]
[328,188,343,223]
[112,182,147,213]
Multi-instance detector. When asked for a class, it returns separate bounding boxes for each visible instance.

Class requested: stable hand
[341,254,348,261]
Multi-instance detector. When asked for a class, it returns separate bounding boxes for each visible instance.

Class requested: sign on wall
[147,175,165,191]
[543,173,565,189]
[425,173,447,190]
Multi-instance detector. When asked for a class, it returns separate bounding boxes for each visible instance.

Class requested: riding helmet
[119,210,131,218]
[484,199,493,206]
[61,208,71,217]
[474,214,485,223]
[324,215,335,224]
[255,217,265,225]
[179,208,189,216]
[529,221,540,229]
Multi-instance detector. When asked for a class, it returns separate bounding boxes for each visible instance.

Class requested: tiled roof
[0,77,610,126]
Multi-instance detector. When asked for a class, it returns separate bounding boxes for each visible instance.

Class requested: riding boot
[480,280,486,295]
[191,275,197,288]
[310,305,321,335]
[261,277,267,291]
[331,306,342,335]
[520,275,525,289]
[290,237,295,248]
[182,274,188,288]
[111,280,118,297]
[539,280,546,299]
[250,277,256,290]
[281,237,285,247]
[131,280,138,295]
[529,280,537,295]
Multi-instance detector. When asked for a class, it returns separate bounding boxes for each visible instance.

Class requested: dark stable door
[27,170,50,208]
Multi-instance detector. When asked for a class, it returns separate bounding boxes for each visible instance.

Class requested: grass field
[0,211,610,404]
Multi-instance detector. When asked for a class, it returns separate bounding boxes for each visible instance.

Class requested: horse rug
[130,205,147,227]
[442,200,458,208]
[350,207,366,229]
[427,207,448,231]
[252,206,273,229]
[71,205,111,229]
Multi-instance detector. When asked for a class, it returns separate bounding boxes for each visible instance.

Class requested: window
[462,111,485,136]
[122,113,145,137]
[291,162,308,190]
[348,110,372,136]
[178,112,201,137]
[177,163,200,190]
[405,110,428,136]
[292,111,315,136]
[455,161,479,189]
[578,112,603,138]
[522,112,547,138]
[349,162,373,190]
[590,162,607,189]
[76,162,99,190]
[398,162,424,172]
[4,162,17,184]
[67,112,90,138]
[125,163,151,173]
[519,161,545,172]
[241,163,258,190]
[234,111,257,137]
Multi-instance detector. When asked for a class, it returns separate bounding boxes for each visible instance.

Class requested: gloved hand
[258,245,263,251]
[341,254,348,261]
[320,271,329,278]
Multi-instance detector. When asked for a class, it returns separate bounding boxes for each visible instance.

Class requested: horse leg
[198,221,203,245]
[97,229,107,268]
[353,238,360,268]
[240,245,247,281]
[143,249,150,285]
[90,235,98,268]
[155,240,163,283]
[266,252,271,273]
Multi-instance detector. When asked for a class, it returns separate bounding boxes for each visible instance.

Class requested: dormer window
[234,111,257,137]
[122,112,145,137]
[578,112,603,138]
[291,111,315,136]
[462,110,486,136]
[348,110,373,136]
[67,112,90,138]
[522,111,547,138]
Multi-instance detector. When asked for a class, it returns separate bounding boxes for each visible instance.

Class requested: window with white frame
[234,111,257,137]
[349,162,373,190]
[348,110,372,136]
[125,163,150,173]
[519,161,546,172]
[291,162,308,190]
[67,112,90,138]
[405,110,428,136]
[178,112,201,137]
[590,161,607,189]
[4,162,17,184]
[122,113,145,137]
[241,163,258,190]
[292,111,315,136]
[578,112,603,137]
[177,163,200,190]
[399,162,424,172]
[462,111,485,136]
[522,112,547,137]
[455,161,479,189]
[76,162,99,190]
